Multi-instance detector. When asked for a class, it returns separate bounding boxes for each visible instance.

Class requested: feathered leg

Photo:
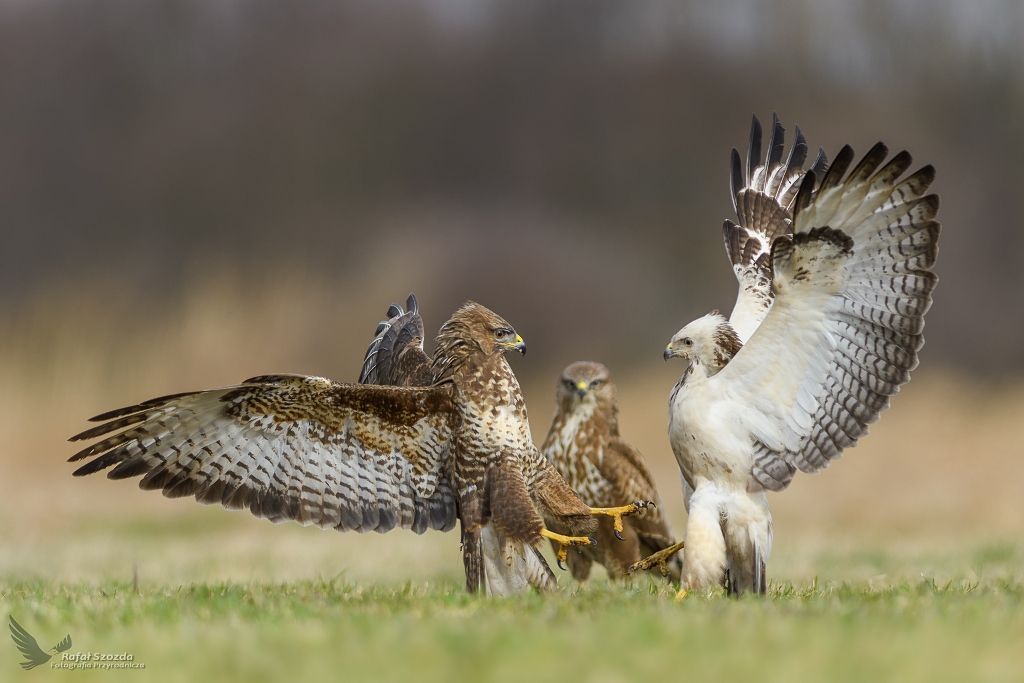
[481,524,556,596]
[461,520,484,594]
[722,492,772,595]
[679,483,728,594]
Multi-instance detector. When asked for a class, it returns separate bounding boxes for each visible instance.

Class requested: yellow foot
[628,540,685,577]
[674,588,688,602]
[541,529,596,571]
[588,501,655,541]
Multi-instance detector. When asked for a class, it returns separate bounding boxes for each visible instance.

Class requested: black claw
[614,529,625,542]
[557,557,566,571]
[588,536,597,546]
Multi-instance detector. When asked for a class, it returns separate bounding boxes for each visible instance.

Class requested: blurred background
[1,0,1022,586]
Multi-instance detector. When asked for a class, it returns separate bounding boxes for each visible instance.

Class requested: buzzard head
[556,361,615,412]
[436,301,526,359]
[665,310,742,375]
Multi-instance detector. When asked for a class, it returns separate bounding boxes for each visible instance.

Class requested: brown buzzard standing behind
[541,362,682,582]
[70,299,648,596]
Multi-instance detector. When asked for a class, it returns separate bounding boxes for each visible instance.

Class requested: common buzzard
[660,114,940,594]
[541,361,682,582]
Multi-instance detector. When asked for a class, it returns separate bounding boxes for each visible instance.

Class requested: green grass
[4,577,1024,682]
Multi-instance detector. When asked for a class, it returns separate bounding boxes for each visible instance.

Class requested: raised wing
[717,143,939,491]
[724,113,829,342]
[69,375,458,534]
[9,616,50,670]
[359,293,435,387]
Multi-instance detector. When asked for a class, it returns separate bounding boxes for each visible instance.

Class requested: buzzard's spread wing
[359,293,434,387]
[69,375,458,534]
[724,113,829,342]
[717,144,939,491]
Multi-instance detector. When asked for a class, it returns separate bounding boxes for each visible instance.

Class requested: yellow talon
[628,540,685,576]
[541,529,597,570]
[674,588,688,602]
[588,501,654,541]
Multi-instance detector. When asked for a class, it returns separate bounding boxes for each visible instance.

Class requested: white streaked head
[664,311,743,375]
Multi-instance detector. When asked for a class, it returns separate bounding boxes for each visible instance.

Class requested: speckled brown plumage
[69,298,594,596]
[438,304,595,592]
[541,361,680,581]
[361,297,596,594]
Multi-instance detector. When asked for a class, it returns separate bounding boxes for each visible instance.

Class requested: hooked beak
[511,334,527,356]
[664,345,675,361]
[575,381,588,399]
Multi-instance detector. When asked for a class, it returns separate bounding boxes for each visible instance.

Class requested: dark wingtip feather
[730,148,743,215]
[792,171,817,222]
[746,114,762,184]
[72,456,115,477]
[70,412,148,443]
[810,147,829,183]
[108,457,154,480]
[85,391,198,423]
[86,406,145,424]
[785,124,809,176]
[818,145,855,193]
[901,164,937,196]
[870,150,914,188]
[406,293,418,314]
[847,142,889,185]
[766,111,785,169]
[386,303,403,318]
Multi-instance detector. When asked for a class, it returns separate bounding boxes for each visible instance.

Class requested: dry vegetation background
[1,0,1023,586]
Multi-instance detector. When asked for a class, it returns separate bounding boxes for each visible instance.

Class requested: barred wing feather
[69,375,458,534]
[723,113,829,342]
[716,144,939,491]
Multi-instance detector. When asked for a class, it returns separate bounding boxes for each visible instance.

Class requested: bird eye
[684,338,693,347]
[590,379,602,388]
[495,329,510,341]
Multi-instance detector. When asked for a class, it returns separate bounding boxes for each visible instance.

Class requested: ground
[3,565,1024,682]
[3,504,1023,681]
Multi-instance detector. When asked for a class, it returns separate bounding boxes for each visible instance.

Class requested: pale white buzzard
[662,114,940,594]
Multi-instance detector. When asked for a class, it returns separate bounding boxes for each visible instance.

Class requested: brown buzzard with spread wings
[70,299,648,595]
